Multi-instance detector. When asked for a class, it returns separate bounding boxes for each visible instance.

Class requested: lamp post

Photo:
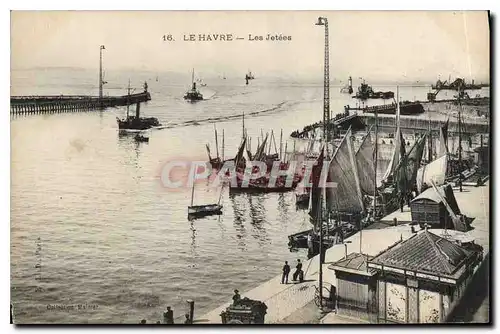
[99,45,106,109]
[315,17,330,150]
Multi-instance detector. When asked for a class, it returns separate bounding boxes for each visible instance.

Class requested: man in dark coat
[292,259,303,281]
[281,261,290,284]
[164,306,174,324]
[232,289,241,304]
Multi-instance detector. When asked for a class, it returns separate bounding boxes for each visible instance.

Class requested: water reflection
[117,131,144,178]
[229,193,247,251]
[246,194,270,245]
[277,193,290,223]
[190,220,197,257]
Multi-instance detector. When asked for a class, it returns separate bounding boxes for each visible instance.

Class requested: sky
[10,11,490,83]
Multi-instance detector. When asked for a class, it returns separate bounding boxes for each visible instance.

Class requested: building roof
[329,252,377,276]
[369,229,472,277]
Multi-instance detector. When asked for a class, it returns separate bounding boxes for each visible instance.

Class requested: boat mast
[126,79,131,118]
[372,107,378,244]
[242,111,245,140]
[214,124,220,160]
[222,129,225,161]
[190,178,195,207]
[458,85,463,192]
[279,129,283,160]
[272,130,278,155]
[284,142,288,164]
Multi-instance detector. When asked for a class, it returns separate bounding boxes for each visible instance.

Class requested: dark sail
[382,126,406,183]
[395,133,427,193]
[254,134,269,161]
[438,119,449,157]
[355,130,376,195]
[234,136,247,167]
[325,129,364,213]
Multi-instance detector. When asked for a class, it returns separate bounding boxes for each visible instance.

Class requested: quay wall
[359,114,489,135]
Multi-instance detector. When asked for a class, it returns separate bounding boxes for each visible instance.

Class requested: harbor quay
[197,181,489,324]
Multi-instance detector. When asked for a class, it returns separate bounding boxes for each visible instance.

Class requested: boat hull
[188,204,223,219]
[117,117,160,130]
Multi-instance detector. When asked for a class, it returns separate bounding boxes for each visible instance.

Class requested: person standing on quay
[281,261,290,284]
[293,259,303,282]
[232,289,241,304]
[164,306,174,324]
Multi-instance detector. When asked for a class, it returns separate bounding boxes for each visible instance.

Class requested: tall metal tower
[99,45,106,108]
[316,17,330,145]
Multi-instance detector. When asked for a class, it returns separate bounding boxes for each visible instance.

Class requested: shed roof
[329,252,377,276]
[411,183,461,215]
[369,229,473,277]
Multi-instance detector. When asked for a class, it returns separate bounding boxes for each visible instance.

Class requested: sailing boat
[187,177,223,219]
[184,68,204,102]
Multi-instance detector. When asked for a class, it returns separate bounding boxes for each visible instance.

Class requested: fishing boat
[229,129,303,194]
[417,100,479,194]
[134,133,149,143]
[295,190,310,208]
[354,80,394,100]
[184,69,204,102]
[246,70,255,80]
[116,102,160,130]
[116,81,160,130]
[187,178,223,220]
[188,203,223,219]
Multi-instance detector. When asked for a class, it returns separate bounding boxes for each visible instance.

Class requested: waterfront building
[328,253,377,322]
[367,229,482,323]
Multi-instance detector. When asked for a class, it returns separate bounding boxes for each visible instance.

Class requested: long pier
[10,91,151,115]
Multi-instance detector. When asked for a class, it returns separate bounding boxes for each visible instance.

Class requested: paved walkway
[197,182,489,324]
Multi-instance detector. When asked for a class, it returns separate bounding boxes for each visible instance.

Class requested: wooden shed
[410,184,461,229]
[328,253,378,322]
[473,146,489,175]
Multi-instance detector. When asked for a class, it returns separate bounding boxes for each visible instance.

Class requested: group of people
[148,306,191,325]
[281,259,304,284]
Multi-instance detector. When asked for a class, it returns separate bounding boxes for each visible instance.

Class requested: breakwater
[10,91,151,115]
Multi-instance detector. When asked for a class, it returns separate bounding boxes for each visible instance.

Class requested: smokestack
[136,102,140,119]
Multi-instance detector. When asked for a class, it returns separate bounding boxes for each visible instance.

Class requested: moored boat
[116,102,160,130]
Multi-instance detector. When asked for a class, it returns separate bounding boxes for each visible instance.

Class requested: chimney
[135,102,140,119]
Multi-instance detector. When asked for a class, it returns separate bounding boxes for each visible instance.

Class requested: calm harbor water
[9,68,487,323]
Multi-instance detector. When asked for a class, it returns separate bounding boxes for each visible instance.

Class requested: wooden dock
[10,91,151,115]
